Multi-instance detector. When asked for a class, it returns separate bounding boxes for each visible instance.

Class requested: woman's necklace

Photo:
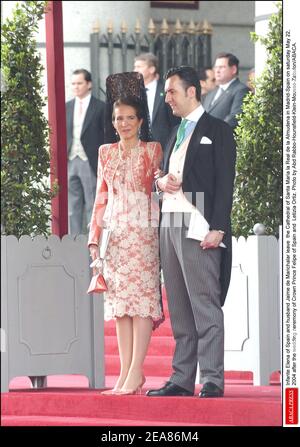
[117,140,143,219]
[118,140,139,159]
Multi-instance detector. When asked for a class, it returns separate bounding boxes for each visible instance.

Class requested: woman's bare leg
[120,316,152,391]
[114,315,133,389]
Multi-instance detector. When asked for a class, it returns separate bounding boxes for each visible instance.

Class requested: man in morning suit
[202,52,250,128]
[66,69,105,235]
[134,53,180,152]
[147,66,236,398]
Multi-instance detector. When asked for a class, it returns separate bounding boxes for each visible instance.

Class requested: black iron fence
[90,18,212,99]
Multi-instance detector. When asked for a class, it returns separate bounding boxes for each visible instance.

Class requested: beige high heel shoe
[100,387,122,395]
[101,375,129,395]
[117,376,146,395]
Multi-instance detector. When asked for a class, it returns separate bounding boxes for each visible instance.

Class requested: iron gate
[90,19,212,99]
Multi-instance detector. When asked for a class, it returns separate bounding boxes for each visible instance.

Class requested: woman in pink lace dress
[88,79,164,395]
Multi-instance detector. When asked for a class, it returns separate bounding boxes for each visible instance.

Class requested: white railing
[1,235,105,392]
[223,225,281,385]
[1,225,281,391]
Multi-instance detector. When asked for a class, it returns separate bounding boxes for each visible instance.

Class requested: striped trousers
[160,212,224,392]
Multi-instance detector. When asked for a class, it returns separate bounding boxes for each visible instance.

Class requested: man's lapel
[152,81,164,124]
[209,89,225,111]
[163,127,178,172]
[81,96,95,136]
[67,99,75,131]
[183,112,210,180]
[208,78,239,111]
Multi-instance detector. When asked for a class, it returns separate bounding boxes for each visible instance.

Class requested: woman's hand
[89,244,99,261]
[154,168,164,180]
[89,244,104,274]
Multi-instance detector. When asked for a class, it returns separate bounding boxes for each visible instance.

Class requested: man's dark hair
[72,68,92,83]
[198,68,208,81]
[215,53,239,74]
[165,66,201,101]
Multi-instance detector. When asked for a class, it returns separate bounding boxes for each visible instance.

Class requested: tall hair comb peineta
[105,71,152,143]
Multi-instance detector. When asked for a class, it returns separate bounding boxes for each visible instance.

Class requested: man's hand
[200,230,224,249]
[157,173,182,194]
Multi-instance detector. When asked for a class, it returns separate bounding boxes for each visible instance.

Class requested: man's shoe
[146,381,194,397]
[199,382,224,398]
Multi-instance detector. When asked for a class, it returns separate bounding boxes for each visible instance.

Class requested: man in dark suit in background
[147,66,236,398]
[134,53,180,152]
[198,66,216,101]
[66,69,105,235]
[202,52,250,128]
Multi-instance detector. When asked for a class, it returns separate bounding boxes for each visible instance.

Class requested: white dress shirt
[145,78,157,123]
[219,77,237,91]
[212,77,237,104]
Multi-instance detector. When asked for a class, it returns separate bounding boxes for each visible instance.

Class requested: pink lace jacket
[88,140,163,247]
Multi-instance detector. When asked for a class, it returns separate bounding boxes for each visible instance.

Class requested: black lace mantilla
[105,71,153,143]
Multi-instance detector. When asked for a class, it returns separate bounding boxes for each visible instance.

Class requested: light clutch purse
[87,229,111,294]
[87,270,107,294]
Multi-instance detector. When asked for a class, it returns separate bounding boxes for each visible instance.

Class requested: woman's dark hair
[165,65,201,101]
[105,72,152,143]
[112,96,144,121]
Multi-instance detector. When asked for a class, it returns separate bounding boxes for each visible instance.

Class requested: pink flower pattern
[90,141,163,323]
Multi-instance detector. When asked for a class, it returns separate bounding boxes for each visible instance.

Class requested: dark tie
[211,87,223,105]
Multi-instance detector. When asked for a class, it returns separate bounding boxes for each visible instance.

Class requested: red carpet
[1,292,282,426]
[1,376,281,426]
